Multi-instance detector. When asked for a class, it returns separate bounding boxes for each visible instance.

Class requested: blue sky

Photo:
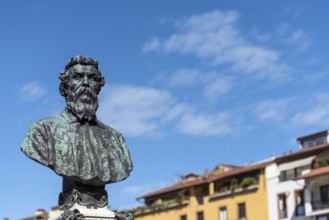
[1,0,329,219]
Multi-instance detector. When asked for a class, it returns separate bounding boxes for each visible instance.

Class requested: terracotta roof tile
[297,130,328,141]
[20,213,48,220]
[138,178,207,199]
[275,144,329,163]
[297,166,329,179]
[209,161,272,182]
[138,161,272,199]
[138,144,329,200]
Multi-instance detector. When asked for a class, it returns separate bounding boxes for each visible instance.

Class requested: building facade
[134,130,329,220]
[18,131,329,220]
[134,163,270,220]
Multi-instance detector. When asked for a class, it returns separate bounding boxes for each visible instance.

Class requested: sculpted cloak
[21,108,133,186]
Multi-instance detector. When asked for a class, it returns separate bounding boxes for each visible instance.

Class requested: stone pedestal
[48,204,116,220]
[43,179,133,220]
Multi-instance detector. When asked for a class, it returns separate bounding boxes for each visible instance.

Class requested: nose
[82,75,89,86]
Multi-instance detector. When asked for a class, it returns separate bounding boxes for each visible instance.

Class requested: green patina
[21,55,133,187]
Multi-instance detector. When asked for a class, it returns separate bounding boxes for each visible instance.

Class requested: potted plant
[240,177,257,188]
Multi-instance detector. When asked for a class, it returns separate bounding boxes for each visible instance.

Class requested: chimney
[204,168,209,178]
[35,209,46,216]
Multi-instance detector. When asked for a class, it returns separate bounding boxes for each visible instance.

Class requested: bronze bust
[21,56,133,212]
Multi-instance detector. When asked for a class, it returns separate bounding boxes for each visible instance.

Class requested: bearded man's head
[59,56,105,121]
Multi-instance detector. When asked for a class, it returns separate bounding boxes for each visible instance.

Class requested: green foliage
[231,184,239,191]
[318,159,329,168]
[175,189,188,202]
[220,186,228,192]
[135,190,189,214]
[240,177,257,187]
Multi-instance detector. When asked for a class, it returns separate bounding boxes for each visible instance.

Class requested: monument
[21,55,134,220]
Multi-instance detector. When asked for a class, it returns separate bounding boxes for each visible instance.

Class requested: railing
[209,184,258,200]
[279,173,299,182]
[312,200,329,211]
[133,200,189,216]
[295,205,305,216]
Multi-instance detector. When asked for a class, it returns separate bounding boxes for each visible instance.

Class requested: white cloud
[254,94,329,130]
[292,107,329,126]
[144,10,290,82]
[285,5,307,19]
[143,38,161,53]
[290,94,329,127]
[167,69,201,87]
[176,112,234,136]
[166,69,234,100]
[176,10,240,32]
[254,98,293,121]
[277,23,312,52]
[161,103,191,122]
[98,84,240,137]
[19,82,46,101]
[288,29,311,51]
[202,77,233,100]
[121,185,148,195]
[121,181,168,197]
[98,85,183,137]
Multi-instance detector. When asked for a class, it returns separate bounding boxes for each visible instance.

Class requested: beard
[66,85,98,121]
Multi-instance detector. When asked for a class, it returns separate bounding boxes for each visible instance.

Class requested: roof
[213,163,241,169]
[137,143,329,200]
[297,166,329,180]
[20,212,48,220]
[138,178,207,199]
[297,130,328,142]
[275,143,329,164]
[138,161,272,199]
[209,161,272,182]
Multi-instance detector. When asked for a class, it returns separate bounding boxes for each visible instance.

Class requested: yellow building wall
[134,205,190,220]
[135,171,268,220]
[204,171,268,220]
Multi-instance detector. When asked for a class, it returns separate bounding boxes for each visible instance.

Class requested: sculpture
[21,55,133,219]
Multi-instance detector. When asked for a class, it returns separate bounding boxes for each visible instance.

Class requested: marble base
[48,204,116,220]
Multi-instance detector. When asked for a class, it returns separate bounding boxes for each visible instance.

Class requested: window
[231,179,238,189]
[180,215,187,220]
[295,190,305,216]
[278,193,288,219]
[238,203,246,219]
[321,185,329,203]
[197,211,204,220]
[294,167,302,178]
[302,136,327,148]
[280,170,287,181]
[197,196,204,205]
[315,136,327,145]
[219,207,228,220]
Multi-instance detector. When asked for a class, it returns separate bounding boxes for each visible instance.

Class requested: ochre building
[134,163,270,220]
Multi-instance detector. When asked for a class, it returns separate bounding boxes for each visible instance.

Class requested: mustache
[77,86,97,97]
[66,85,99,121]
[73,86,98,103]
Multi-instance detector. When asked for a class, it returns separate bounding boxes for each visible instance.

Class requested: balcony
[312,200,329,211]
[295,205,305,216]
[279,173,298,182]
[209,184,258,201]
[134,200,189,216]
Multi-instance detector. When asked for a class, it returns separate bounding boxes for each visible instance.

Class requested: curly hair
[59,55,105,97]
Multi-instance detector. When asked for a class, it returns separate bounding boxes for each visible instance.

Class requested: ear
[59,83,69,97]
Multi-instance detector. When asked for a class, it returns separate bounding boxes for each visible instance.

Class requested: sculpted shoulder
[96,119,124,137]
[23,115,59,140]
[29,112,68,130]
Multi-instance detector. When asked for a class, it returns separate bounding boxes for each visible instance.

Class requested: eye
[73,73,83,80]
[88,74,97,81]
